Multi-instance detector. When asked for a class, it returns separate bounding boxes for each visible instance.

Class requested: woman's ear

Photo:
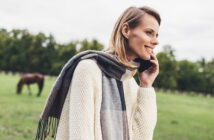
[121,23,130,39]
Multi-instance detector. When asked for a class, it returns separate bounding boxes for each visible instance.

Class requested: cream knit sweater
[55,59,157,140]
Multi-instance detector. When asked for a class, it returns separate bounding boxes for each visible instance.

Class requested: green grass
[0,74,55,140]
[0,74,214,140]
[154,91,214,140]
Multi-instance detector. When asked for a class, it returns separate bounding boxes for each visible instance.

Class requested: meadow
[0,74,213,140]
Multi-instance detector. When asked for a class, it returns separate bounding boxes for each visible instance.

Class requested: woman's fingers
[149,53,159,73]
[150,60,158,68]
[150,59,158,67]
[150,53,158,65]
[151,52,158,61]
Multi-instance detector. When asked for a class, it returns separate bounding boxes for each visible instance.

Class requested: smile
[144,45,153,54]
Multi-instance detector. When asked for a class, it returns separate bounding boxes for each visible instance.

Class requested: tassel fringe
[35,117,59,140]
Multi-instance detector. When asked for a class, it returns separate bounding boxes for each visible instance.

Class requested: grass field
[0,74,214,140]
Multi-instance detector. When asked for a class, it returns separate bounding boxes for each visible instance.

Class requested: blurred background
[0,0,213,140]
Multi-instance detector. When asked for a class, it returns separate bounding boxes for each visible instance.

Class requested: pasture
[0,74,213,140]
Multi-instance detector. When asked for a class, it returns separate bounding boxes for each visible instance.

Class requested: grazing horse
[17,73,44,96]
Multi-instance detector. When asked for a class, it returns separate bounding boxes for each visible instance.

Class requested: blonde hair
[104,6,161,76]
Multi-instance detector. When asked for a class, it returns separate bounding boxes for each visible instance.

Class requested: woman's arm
[56,59,101,140]
[130,86,157,140]
[56,59,102,140]
[130,52,159,140]
[67,59,100,140]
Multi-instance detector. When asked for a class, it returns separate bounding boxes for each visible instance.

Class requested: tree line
[0,28,214,95]
[0,28,104,75]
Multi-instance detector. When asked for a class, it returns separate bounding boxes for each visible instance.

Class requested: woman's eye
[146,31,152,35]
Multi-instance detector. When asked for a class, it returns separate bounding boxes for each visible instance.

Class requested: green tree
[204,59,214,94]
[154,45,177,89]
[176,60,205,92]
[78,38,104,52]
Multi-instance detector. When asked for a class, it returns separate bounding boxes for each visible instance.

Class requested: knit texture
[55,59,157,140]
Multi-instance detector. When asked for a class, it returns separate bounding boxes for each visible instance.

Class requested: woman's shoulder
[74,59,102,75]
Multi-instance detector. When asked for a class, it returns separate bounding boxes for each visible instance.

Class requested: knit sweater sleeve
[67,59,100,140]
[129,78,157,140]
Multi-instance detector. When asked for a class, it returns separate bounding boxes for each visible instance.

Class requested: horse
[16,73,44,97]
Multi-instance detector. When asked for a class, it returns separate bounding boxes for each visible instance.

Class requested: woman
[35,6,160,140]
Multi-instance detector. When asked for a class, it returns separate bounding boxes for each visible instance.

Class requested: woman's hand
[138,52,159,88]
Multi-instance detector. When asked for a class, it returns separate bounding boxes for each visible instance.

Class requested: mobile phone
[134,56,154,73]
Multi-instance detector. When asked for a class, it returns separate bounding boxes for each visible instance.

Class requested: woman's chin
[140,55,151,60]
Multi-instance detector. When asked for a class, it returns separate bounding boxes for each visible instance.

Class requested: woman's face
[123,13,159,60]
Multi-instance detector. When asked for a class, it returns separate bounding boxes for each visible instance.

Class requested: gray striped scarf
[35,50,138,140]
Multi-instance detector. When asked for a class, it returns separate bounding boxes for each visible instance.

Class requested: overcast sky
[1,0,213,62]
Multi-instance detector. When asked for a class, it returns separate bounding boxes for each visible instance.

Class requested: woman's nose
[151,37,159,46]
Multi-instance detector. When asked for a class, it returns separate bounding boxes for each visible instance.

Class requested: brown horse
[17,73,44,96]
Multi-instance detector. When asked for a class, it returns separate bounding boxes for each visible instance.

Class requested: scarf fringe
[35,117,59,140]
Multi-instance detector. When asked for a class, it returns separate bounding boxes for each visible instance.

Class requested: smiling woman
[105,6,161,87]
[35,5,161,140]
[105,6,161,69]
[122,13,160,61]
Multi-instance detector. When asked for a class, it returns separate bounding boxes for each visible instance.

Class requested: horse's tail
[17,79,23,94]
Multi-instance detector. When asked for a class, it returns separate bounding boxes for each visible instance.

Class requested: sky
[1,0,214,62]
